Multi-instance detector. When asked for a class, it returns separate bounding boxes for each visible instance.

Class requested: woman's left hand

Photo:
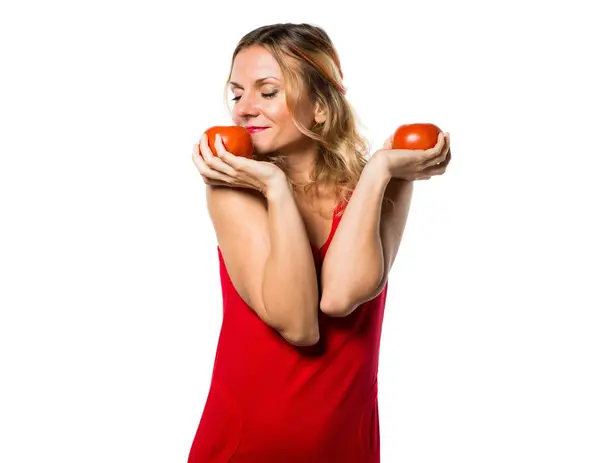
[376,131,451,181]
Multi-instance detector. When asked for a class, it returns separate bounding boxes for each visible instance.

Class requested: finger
[191,143,200,161]
[434,143,451,169]
[414,132,443,165]
[424,132,446,156]
[422,132,450,168]
[423,149,451,176]
[199,133,236,177]
[383,134,393,150]
[443,145,451,166]
[423,165,447,177]
[428,134,450,166]
[432,131,445,155]
[198,133,215,162]
[191,143,205,170]
[199,133,220,165]
[191,144,212,176]
[204,179,233,187]
[437,131,446,149]
[193,142,237,185]
[204,134,240,177]
[215,135,249,170]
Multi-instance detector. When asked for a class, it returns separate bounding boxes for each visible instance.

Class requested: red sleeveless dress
[188,198,388,462]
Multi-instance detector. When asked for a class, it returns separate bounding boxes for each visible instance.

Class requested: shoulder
[206,186,269,246]
[206,185,267,220]
[206,184,266,207]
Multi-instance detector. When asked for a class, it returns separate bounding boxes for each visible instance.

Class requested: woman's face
[229,46,315,155]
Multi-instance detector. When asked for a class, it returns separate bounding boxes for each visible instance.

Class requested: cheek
[231,109,243,126]
[264,100,291,126]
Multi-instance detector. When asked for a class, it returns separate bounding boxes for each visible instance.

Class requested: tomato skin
[204,126,254,158]
[392,123,442,150]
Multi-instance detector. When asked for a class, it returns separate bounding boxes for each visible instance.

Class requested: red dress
[188,198,387,462]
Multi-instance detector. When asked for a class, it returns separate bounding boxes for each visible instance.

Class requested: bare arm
[207,176,320,345]
[320,154,413,317]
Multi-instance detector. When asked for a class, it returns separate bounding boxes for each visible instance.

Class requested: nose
[234,93,260,118]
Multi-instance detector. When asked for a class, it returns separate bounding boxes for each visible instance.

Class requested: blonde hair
[222,22,373,215]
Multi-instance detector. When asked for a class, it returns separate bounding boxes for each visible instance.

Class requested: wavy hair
[222,23,373,214]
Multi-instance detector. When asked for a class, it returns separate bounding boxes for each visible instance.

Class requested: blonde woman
[190,22,451,463]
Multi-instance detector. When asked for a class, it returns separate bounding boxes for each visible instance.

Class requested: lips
[246,126,268,134]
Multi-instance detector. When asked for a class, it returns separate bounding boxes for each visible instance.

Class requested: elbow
[320,295,355,318]
[320,279,385,318]
[320,269,384,318]
[280,322,320,347]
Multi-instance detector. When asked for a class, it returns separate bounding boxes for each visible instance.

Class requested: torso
[188,185,386,463]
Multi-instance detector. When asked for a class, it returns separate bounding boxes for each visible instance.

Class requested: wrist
[366,151,393,184]
[264,171,293,202]
[370,149,416,183]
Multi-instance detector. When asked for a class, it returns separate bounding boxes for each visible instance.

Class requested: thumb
[383,135,393,150]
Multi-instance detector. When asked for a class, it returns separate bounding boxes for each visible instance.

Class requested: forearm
[320,156,392,314]
[262,178,320,343]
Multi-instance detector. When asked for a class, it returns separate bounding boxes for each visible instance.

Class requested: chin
[253,139,286,156]
[252,143,271,156]
[251,144,276,159]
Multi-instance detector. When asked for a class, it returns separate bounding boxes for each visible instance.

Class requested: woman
[189,22,450,462]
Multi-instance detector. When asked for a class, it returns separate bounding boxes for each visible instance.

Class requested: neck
[278,140,320,186]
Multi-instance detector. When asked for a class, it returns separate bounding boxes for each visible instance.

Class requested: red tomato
[204,126,254,158]
[392,123,442,150]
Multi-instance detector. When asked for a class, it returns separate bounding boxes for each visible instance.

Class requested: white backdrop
[1,0,599,461]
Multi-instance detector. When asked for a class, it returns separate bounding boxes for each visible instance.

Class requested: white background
[1,0,599,461]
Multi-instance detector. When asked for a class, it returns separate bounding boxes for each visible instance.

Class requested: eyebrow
[229,77,280,89]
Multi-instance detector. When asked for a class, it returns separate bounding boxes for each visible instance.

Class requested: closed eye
[231,91,278,102]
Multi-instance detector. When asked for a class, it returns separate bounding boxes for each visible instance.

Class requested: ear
[313,101,327,125]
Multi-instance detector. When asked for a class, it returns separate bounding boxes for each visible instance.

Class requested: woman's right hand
[374,131,451,181]
[192,132,286,195]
